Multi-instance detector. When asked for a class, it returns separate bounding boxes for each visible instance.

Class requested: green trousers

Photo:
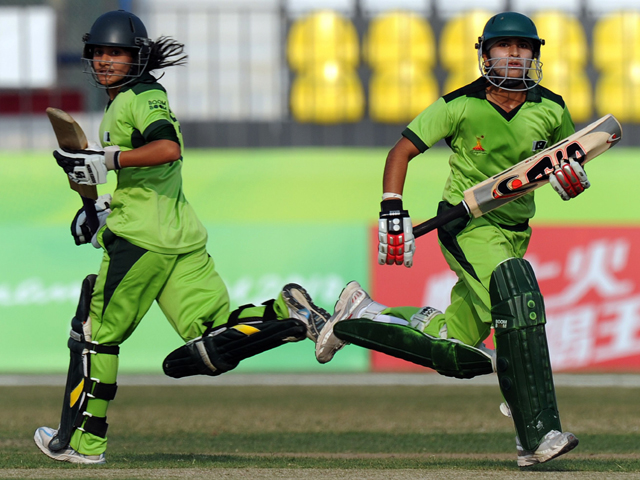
[386,203,531,347]
[70,229,290,455]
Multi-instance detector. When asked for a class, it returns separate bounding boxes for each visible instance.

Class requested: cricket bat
[46,107,99,233]
[412,114,623,239]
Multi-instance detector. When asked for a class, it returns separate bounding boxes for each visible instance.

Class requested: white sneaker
[281,283,330,342]
[316,281,373,364]
[516,430,579,467]
[34,426,106,465]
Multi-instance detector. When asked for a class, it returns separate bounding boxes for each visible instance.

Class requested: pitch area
[2,383,639,478]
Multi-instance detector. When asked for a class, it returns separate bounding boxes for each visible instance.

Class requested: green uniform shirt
[99,74,208,254]
[403,77,575,226]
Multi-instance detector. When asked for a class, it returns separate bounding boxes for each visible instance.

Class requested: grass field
[2,383,639,478]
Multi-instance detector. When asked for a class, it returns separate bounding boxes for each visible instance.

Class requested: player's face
[92,46,134,86]
[483,38,534,79]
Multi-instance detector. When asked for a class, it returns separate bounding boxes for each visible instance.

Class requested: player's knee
[490,257,545,330]
[163,301,307,378]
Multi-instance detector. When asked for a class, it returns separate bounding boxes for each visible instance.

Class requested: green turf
[2,384,639,472]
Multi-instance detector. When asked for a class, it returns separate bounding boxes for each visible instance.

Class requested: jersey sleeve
[551,104,575,144]
[130,89,177,143]
[402,97,455,152]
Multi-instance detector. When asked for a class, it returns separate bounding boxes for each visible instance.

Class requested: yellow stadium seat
[595,66,640,122]
[287,10,360,72]
[439,10,494,74]
[532,11,588,66]
[369,62,439,123]
[290,61,365,123]
[540,63,592,122]
[363,11,436,71]
[593,11,640,70]
[442,70,482,95]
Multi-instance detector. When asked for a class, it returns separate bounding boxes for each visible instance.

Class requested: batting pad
[334,319,494,379]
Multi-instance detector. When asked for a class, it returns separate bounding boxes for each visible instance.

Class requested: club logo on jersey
[491,140,587,200]
[532,140,547,151]
[472,135,486,154]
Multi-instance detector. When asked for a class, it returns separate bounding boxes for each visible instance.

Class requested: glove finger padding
[379,199,414,268]
[70,194,112,247]
[54,148,109,185]
[549,158,590,201]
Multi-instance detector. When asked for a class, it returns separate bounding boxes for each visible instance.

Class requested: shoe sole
[34,428,106,465]
[282,284,330,342]
[316,282,364,363]
[518,434,579,467]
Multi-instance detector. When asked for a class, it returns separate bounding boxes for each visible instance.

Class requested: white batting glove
[54,146,121,185]
[71,194,112,248]
[548,158,590,201]
[378,199,415,268]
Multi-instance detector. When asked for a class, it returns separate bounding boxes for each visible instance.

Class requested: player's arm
[118,139,181,168]
[54,125,180,183]
[378,136,421,268]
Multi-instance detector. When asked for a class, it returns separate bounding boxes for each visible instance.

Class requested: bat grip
[412,202,470,239]
[81,196,99,234]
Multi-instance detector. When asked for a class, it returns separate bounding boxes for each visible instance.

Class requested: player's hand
[378,199,415,268]
[548,158,590,201]
[54,146,121,185]
[71,194,112,248]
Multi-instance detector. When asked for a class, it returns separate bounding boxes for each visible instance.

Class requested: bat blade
[46,107,98,201]
[47,107,99,234]
[413,114,623,239]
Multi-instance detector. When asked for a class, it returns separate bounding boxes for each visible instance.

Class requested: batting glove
[71,194,112,248]
[548,158,590,201]
[378,199,415,268]
[54,146,121,185]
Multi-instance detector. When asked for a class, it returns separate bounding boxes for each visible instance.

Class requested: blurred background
[1,0,639,376]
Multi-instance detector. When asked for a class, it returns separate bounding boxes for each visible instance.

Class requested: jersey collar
[466,77,542,103]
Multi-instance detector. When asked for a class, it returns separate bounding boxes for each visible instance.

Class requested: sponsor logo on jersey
[148,99,168,111]
[103,131,110,143]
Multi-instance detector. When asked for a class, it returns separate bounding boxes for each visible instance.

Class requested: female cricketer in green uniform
[310,12,587,467]
[34,10,329,464]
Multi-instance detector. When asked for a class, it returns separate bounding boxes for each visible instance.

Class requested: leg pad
[491,258,561,451]
[163,302,307,378]
[334,319,494,379]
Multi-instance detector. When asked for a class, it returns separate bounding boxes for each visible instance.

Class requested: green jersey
[403,78,575,225]
[99,74,207,254]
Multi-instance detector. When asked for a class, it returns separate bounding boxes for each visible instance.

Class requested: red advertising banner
[371,226,640,373]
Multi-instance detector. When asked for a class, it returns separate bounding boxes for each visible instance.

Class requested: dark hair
[145,36,188,73]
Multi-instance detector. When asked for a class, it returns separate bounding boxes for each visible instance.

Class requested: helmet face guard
[475,12,545,92]
[81,10,152,89]
[477,48,543,92]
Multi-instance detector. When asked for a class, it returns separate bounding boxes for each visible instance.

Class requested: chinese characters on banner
[370,226,640,372]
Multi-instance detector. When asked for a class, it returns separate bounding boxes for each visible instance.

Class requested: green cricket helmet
[475,12,545,91]
[81,10,153,88]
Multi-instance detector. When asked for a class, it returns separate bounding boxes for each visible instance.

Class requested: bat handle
[412,202,470,239]
[81,196,99,234]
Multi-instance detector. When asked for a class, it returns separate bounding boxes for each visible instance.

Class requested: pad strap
[76,414,109,438]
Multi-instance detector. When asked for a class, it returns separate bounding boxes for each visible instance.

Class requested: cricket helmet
[82,10,153,88]
[475,12,545,91]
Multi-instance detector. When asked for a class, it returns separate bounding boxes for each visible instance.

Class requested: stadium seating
[364,11,438,122]
[593,11,640,121]
[533,11,592,122]
[439,10,494,94]
[287,10,364,123]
